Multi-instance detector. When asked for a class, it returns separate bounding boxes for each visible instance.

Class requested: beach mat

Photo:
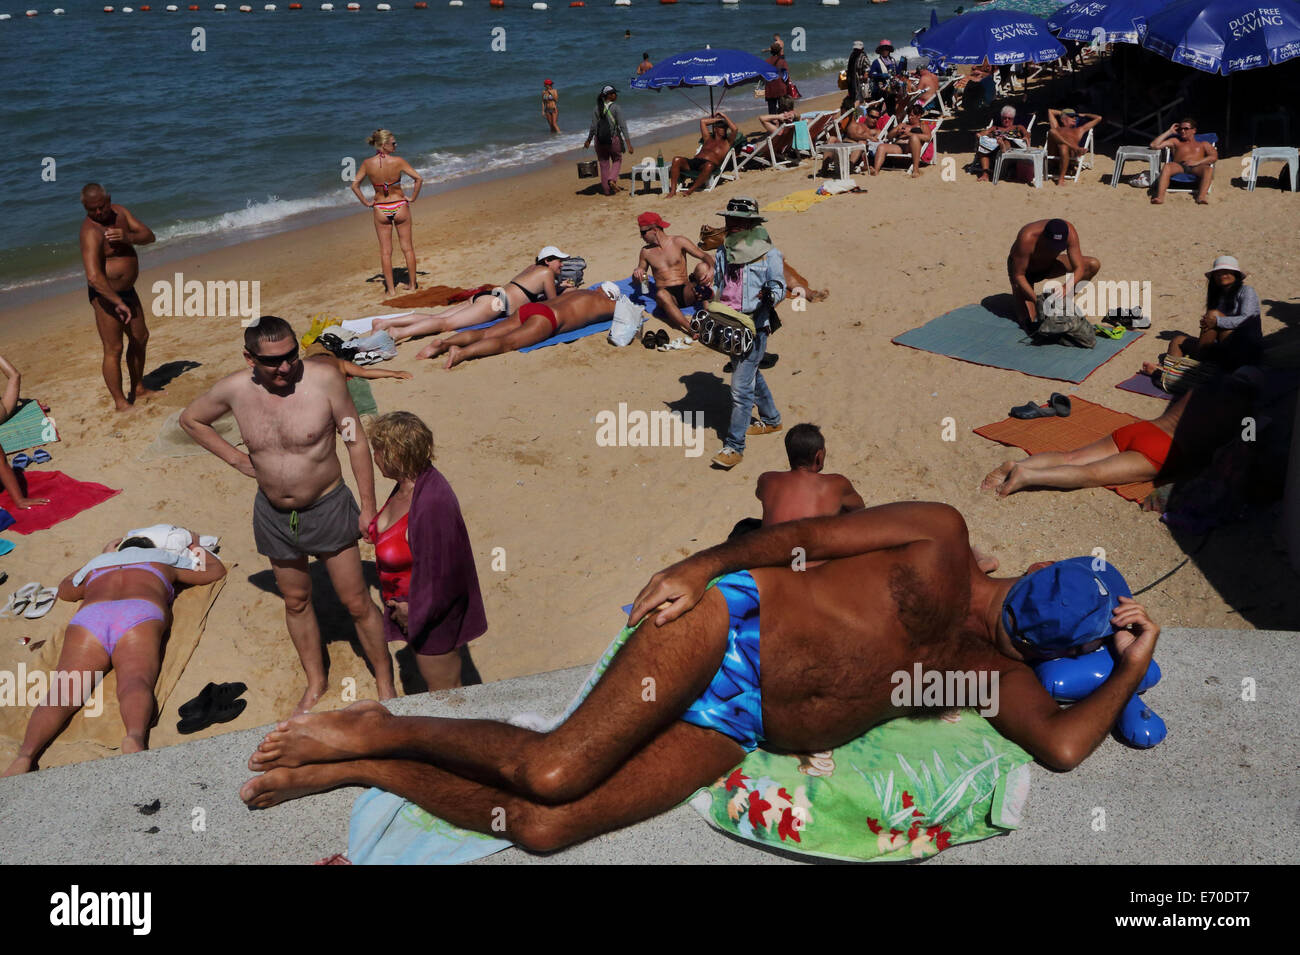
[974,398,1156,502]
[1116,372,1172,400]
[0,573,230,757]
[347,378,378,416]
[381,285,475,309]
[0,470,122,534]
[766,188,831,213]
[893,304,1142,383]
[0,399,57,455]
[138,410,243,462]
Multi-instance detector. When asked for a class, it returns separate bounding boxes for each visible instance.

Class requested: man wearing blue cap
[1007,218,1100,330]
[242,502,1159,852]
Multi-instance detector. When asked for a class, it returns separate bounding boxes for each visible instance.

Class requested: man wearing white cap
[421,282,632,369]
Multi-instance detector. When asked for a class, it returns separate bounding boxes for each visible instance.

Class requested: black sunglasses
[250,345,299,367]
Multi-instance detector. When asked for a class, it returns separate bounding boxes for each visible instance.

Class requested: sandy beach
[2,88,1297,772]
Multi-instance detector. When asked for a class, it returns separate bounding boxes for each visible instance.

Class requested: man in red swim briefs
[419,283,636,368]
[981,370,1260,497]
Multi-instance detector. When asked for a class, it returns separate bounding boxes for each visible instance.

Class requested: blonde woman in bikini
[350,129,424,296]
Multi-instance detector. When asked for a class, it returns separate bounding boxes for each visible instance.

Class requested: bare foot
[995,464,1031,497]
[911,169,924,178]
[133,386,162,399]
[248,700,390,771]
[444,345,466,370]
[240,762,354,810]
[1141,361,1159,375]
[416,340,448,361]
[2,755,34,776]
[972,546,1000,575]
[1196,197,1209,205]
[113,399,135,413]
[977,173,990,182]
[1150,196,1164,205]
[292,684,327,718]
[980,461,1015,491]
[121,734,146,754]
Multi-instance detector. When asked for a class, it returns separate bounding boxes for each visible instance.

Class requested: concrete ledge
[1,628,1296,865]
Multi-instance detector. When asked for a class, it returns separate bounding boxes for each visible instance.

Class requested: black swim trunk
[688,157,708,172]
[660,284,689,308]
[253,481,361,561]
[88,285,142,314]
[1008,255,1065,288]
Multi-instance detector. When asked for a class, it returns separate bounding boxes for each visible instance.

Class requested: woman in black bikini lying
[349,128,424,296]
[374,247,572,342]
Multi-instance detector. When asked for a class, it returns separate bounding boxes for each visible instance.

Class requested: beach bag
[838,69,849,90]
[1156,355,1218,395]
[690,303,757,359]
[607,296,645,347]
[699,224,726,251]
[1033,310,1096,349]
[595,105,615,145]
[577,160,598,179]
[788,80,802,100]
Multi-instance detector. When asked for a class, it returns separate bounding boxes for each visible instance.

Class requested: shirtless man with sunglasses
[180,316,396,715]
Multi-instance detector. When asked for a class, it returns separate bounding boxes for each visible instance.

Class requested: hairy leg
[92,302,131,412]
[249,588,731,805]
[124,303,156,399]
[270,557,329,716]
[241,720,744,853]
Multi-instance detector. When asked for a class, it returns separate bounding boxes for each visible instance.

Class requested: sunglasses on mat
[250,346,299,367]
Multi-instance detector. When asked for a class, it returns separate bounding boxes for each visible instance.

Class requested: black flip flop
[1049,393,1072,417]
[655,329,670,348]
[1010,400,1057,419]
[177,696,248,735]
[178,682,219,720]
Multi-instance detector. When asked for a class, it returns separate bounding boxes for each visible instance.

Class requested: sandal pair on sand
[9,449,52,470]
[642,329,692,352]
[0,582,57,620]
[1010,393,1072,420]
[177,681,248,734]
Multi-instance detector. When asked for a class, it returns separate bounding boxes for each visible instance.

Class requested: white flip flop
[0,582,42,619]
[23,587,58,620]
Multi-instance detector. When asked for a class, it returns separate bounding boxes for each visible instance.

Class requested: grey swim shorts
[253,481,361,560]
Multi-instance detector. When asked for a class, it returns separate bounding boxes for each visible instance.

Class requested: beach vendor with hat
[632,211,715,337]
[868,39,898,101]
[1164,255,1262,370]
[584,84,633,196]
[1007,217,1101,331]
[708,197,785,471]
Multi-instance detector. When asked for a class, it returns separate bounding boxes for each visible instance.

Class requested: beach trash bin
[577,160,599,179]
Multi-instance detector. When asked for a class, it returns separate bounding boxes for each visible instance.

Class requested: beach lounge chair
[677,130,744,192]
[879,116,942,175]
[1039,125,1094,183]
[738,121,803,172]
[1163,133,1217,197]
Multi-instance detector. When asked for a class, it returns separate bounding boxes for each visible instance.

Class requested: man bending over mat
[241,501,1160,853]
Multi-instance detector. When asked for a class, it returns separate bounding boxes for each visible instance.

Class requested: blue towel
[792,120,811,153]
[893,303,1140,384]
[348,788,511,865]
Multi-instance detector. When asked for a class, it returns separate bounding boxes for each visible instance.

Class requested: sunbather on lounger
[840,106,890,171]
[418,284,625,368]
[372,249,569,341]
[666,113,738,197]
[756,110,800,135]
[870,104,932,177]
[980,370,1259,497]
[0,355,49,509]
[240,501,1161,853]
[1045,109,1101,186]
[2,537,226,775]
[1149,118,1217,205]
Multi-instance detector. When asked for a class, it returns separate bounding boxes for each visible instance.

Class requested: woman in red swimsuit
[367,412,487,690]
[349,128,424,297]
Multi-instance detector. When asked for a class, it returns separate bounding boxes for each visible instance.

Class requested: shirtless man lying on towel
[240,501,1160,854]
[417,283,627,368]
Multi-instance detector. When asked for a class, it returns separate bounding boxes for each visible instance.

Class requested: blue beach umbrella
[1049,0,1171,44]
[918,10,1068,64]
[630,48,779,113]
[1141,0,1300,72]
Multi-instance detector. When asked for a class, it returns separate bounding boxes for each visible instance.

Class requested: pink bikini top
[87,563,176,601]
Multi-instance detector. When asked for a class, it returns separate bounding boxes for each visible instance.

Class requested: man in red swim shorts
[420,283,636,368]
[981,371,1261,497]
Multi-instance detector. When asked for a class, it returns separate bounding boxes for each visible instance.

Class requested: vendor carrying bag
[690,302,757,359]
[699,224,726,251]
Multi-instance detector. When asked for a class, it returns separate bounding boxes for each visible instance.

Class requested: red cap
[637,211,669,229]
[544,78,553,85]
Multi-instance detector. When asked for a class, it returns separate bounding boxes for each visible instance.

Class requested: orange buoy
[188,3,198,7]
[140,3,151,7]
[290,1,302,6]
[659,0,676,4]
[489,0,503,6]
[413,1,426,5]
[776,0,792,4]
[569,1,582,5]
